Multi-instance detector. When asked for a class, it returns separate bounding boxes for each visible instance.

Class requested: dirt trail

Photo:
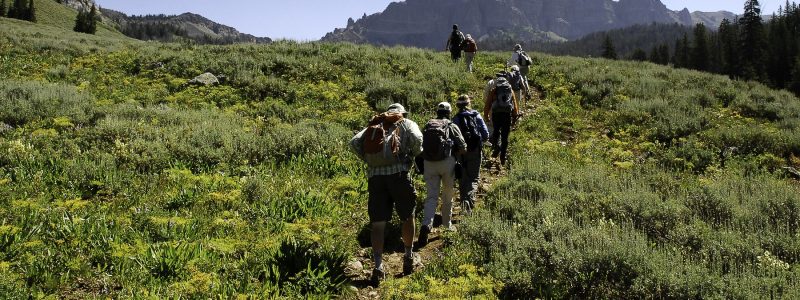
[344,89,542,299]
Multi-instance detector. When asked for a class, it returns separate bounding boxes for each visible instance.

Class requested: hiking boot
[417,225,431,248]
[370,267,385,287]
[403,253,421,275]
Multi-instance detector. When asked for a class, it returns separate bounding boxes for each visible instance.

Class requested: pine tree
[658,44,671,65]
[86,4,97,34]
[691,23,710,71]
[630,48,647,61]
[649,46,661,64]
[672,34,690,68]
[601,35,617,60]
[26,0,34,22]
[0,0,6,17]
[719,19,740,78]
[74,10,86,33]
[739,0,766,81]
[7,0,21,18]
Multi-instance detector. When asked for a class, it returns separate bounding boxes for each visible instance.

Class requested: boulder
[189,72,219,86]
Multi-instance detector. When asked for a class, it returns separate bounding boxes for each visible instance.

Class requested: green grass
[2,0,125,39]
[1,14,800,299]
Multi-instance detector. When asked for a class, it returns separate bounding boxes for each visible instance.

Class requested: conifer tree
[26,0,34,22]
[630,48,647,61]
[739,0,766,80]
[74,10,86,33]
[719,19,740,78]
[0,0,6,17]
[601,35,617,60]
[691,23,710,71]
[87,4,97,34]
[658,44,670,65]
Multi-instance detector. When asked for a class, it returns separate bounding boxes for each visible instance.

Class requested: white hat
[437,102,452,112]
[387,103,407,114]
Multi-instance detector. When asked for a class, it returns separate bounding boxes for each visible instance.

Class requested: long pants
[459,150,482,211]
[465,52,475,72]
[520,65,530,79]
[422,156,456,228]
[491,113,512,163]
[514,89,524,107]
[451,50,462,62]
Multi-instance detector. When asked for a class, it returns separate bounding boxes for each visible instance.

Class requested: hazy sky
[95,0,785,40]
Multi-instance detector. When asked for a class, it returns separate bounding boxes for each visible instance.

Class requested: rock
[347,285,359,293]
[346,260,364,273]
[189,72,219,86]
[784,167,800,179]
[0,122,12,134]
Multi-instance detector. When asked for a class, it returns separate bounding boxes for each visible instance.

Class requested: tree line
[1,0,37,22]
[602,0,800,96]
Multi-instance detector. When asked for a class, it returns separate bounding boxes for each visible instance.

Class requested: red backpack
[362,112,405,167]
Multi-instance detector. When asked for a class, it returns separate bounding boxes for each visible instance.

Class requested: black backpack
[422,119,453,161]
[450,30,465,51]
[517,50,533,66]
[492,78,514,114]
[508,71,524,91]
[456,111,482,151]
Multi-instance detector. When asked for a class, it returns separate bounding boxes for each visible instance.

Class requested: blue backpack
[455,111,482,151]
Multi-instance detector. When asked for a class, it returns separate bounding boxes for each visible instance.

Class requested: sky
[95,0,785,41]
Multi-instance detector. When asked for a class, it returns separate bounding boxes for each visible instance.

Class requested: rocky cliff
[322,0,735,48]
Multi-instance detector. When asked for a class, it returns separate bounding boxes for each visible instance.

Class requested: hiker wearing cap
[349,103,423,286]
[508,44,533,80]
[452,95,489,213]
[508,65,530,107]
[463,34,478,72]
[446,24,465,62]
[418,102,466,247]
[484,71,520,168]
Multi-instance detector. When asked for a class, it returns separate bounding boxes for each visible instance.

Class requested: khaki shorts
[368,172,417,223]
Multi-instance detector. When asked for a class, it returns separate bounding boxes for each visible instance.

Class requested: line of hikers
[446,24,534,78]
[349,69,524,286]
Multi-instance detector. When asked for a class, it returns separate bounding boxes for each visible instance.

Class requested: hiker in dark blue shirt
[452,95,489,213]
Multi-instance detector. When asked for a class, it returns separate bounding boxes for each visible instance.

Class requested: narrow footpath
[345,87,542,299]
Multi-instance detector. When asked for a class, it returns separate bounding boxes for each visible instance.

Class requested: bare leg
[371,221,386,268]
[402,217,415,250]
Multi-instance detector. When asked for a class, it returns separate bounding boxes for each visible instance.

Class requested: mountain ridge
[322,0,735,48]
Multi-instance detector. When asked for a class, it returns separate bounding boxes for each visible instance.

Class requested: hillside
[1,11,799,299]
[1,0,126,39]
[321,0,735,48]
[101,9,272,44]
[533,22,693,58]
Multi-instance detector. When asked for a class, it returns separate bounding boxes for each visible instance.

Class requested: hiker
[452,95,489,214]
[484,72,520,168]
[508,44,533,80]
[349,103,423,286]
[463,34,478,72]
[446,24,465,62]
[418,102,466,247]
[508,65,530,106]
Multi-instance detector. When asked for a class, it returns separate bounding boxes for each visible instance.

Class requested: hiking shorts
[368,172,417,223]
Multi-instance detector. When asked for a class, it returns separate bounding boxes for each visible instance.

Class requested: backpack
[508,71,524,91]
[517,50,533,66]
[450,30,465,51]
[422,119,453,161]
[492,78,514,113]
[463,38,477,52]
[362,112,405,167]
[456,111,482,151]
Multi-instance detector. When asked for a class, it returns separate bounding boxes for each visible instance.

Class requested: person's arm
[476,113,490,142]
[406,120,424,157]
[450,124,467,154]
[349,129,367,160]
[446,36,452,51]
[512,92,520,117]
[484,88,495,122]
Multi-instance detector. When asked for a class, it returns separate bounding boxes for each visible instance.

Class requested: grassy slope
[1,16,799,299]
[1,0,126,39]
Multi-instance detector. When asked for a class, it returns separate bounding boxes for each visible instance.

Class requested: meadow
[2,15,800,298]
